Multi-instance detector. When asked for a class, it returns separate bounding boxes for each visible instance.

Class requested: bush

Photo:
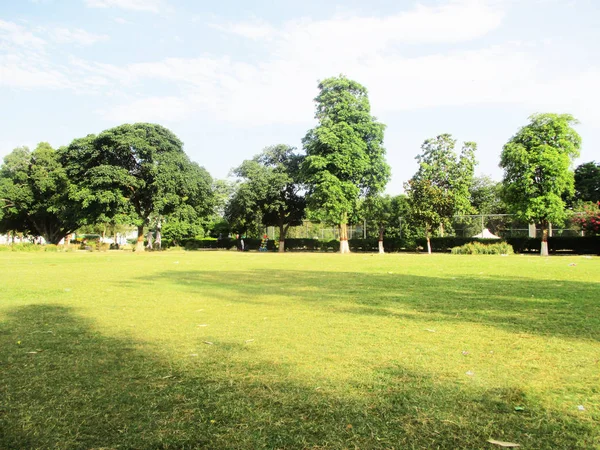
[451,242,514,255]
[44,244,59,252]
[9,243,44,252]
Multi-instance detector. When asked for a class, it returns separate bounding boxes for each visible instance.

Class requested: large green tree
[574,161,600,203]
[500,113,581,256]
[0,143,82,244]
[302,76,390,253]
[61,123,213,252]
[404,134,477,254]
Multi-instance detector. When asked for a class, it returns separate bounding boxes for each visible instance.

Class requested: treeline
[1,76,599,254]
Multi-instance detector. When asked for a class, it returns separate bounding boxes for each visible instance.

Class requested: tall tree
[61,123,213,252]
[574,161,600,203]
[500,113,581,256]
[404,134,477,254]
[0,143,82,244]
[302,76,390,253]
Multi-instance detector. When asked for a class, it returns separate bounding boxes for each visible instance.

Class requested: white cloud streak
[84,0,162,13]
[3,0,600,128]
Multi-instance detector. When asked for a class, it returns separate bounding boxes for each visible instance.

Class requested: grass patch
[1,252,599,449]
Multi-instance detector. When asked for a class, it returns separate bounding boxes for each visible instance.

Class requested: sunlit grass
[1,251,599,449]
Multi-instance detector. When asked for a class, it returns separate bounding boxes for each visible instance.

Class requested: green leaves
[302,76,390,227]
[61,123,214,241]
[0,143,82,243]
[500,113,581,226]
[405,134,477,236]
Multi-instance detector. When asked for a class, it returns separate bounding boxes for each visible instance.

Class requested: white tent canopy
[472,228,501,239]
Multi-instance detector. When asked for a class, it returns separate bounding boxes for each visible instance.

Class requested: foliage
[224,181,264,237]
[572,201,600,236]
[226,145,305,248]
[574,161,600,203]
[500,113,581,228]
[0,143,83,244]
[302,76,390,237]
[451,241,514,255]
[469,175,506,215]
[61,123,214,247]
[404,134,477,247]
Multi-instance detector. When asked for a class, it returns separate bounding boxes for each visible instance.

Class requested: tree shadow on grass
[1,305,597,449]
[143,270,600,342]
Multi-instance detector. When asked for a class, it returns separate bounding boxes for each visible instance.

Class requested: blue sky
[1,0,599,194]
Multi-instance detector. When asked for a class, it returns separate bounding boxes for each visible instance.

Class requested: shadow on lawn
[1,305,597,449]
[145,270,600,342]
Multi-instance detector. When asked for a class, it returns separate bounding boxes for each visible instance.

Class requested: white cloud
[0,20,46,49]
[3,0,599,130]
[48,28,109,45]
[84,0,162,13]
[0,54,72,89]
[214,0,504,45]
[210,19,276,40]
[98,96,192,122]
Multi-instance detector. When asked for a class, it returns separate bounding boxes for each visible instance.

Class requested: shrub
[44,244,59,252]
[451,242,514,255]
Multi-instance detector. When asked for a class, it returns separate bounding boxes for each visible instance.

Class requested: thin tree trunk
[136,225,145,253]
[279,223,285,253]
[540,221,549,256]
[378,225,384,254]
[339,216,350,254]
[426,228,432,255]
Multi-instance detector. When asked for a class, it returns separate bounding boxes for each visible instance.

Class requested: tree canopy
[0,143,82,244]
[404,134,476,253]
[61,123,213,251]
[226,145,305,251]
[500,113,581,255]
[574,161,600,204]
[302,76,390,253]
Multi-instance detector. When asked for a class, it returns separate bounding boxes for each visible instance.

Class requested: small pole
[363,218,367,239]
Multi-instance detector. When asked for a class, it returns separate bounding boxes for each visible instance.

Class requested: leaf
[487,439,520,447]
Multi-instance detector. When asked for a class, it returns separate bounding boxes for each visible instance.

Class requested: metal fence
[275,213,585,240]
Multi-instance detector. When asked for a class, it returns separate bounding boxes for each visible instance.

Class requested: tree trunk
[378,225,384,254]
[136,225,145,253]
[279,223,285,253]
[155,230,161,250]
[426,228,432,255]
[339,219,350,254]
[540,222,549,256]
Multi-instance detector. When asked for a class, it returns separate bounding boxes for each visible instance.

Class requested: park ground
[1,251,599,449]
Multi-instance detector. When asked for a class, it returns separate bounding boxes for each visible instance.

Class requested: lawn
[0,251,599,449]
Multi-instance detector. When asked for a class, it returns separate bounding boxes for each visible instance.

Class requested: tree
[302,76,390,253]
[0,143,83,244]
[404,134,477,254]
[469,175,506,215]
[362,195,394,254]
[500,113,581,256]
[224,181,264,238]
[231,145,305,252]
[61,123,213,252]
[574,161,600,203]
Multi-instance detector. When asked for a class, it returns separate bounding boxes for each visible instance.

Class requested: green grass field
[1,251,599,449]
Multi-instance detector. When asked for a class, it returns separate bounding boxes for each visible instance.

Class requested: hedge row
[178,236,600,254]
[415,236,600,254]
